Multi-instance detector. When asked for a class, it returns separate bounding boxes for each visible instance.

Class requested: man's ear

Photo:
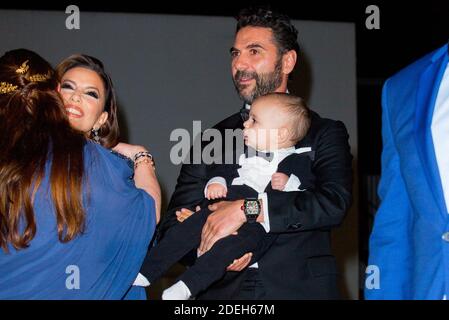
[282,50,297,75]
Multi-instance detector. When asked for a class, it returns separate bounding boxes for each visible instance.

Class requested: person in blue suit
[367,42,449,299]
[0,48,159,299]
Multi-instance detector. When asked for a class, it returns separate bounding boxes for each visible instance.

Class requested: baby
[206,92,312,201]
[140,92,314,300]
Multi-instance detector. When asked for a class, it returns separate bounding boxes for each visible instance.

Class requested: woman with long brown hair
[0,49,157,299]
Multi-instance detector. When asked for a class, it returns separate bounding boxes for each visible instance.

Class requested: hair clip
[28,72,51,82]
[0,82,18,94]
[15,60,30,75]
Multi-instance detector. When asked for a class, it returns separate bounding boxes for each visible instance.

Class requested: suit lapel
[414,49,449,218]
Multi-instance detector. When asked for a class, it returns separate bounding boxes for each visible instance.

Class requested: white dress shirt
[430,61,449,300]
[431,61,449,213]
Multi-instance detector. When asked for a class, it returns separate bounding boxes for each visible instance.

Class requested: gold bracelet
[134,158,155,170]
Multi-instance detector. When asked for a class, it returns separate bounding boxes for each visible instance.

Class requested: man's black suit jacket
[154,109,353,299]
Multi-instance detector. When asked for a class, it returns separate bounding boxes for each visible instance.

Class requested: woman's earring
[91,128,100,144]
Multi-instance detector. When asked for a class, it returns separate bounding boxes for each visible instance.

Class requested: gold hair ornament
[0,60,51,95]
[0,82,18,94]
[15,60,30,75]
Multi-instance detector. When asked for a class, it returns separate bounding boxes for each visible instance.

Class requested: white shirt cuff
[283,174,302,192]
[204,176,228,197]
[133,273,150,287]
[258,193,270,233]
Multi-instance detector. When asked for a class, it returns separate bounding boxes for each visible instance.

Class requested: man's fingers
[201,222,217,253]
[200,223,211,252]
[201,229,213,252]
[204,235,217,252]
[227,253,252,271]
[208,201,224,212]
[176,208,194,222]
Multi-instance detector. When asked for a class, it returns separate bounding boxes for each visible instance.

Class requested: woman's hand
[113,142,147,160]
[114,142,161,224]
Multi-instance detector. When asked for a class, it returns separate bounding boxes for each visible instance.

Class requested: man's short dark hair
[236,7,300,56]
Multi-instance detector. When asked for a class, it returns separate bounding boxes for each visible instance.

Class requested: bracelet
[134,158,155,170]
[133,151,153,163]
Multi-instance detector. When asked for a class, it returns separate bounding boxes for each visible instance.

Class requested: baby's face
[243,98,288,151]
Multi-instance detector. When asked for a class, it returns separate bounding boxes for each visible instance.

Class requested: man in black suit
[153,7,353,299]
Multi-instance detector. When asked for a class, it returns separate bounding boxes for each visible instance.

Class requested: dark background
[1,1,447,299]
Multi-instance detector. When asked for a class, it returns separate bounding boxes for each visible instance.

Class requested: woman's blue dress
[0,142,156,299]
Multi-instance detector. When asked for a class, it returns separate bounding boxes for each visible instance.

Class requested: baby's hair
[257,92,311,144]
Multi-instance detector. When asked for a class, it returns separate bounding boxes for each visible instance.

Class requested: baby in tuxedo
[140,93,314,300]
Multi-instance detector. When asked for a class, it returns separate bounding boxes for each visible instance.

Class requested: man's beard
[233,57,283,105]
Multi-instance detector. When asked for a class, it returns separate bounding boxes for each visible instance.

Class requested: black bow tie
[244,146,274,162]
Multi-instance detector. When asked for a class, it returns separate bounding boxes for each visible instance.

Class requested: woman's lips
[65,105,84,118]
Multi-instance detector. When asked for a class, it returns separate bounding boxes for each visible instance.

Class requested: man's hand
[206,183,227,200]
[271,172,289,191]
[176,205,201,222]
[226,252,253,271]
[199,200,246,253]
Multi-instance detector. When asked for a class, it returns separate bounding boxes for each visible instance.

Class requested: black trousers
[140,206,276,297]
[230,268,266,299]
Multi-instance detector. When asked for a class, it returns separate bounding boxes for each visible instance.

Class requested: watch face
[245,200,260,216]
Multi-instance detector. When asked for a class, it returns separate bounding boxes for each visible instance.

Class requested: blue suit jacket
[366,44,449,299]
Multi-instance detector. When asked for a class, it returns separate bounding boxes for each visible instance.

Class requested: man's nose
[233,54,249,72]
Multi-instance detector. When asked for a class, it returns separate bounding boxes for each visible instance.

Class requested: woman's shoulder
[83,141,134,187]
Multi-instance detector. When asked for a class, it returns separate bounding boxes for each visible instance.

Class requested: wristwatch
[242,198,261,223]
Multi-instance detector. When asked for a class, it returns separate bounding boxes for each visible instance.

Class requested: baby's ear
[278,127,290,143]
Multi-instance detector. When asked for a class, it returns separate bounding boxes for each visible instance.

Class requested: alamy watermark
[365,265,380,290]
[169,121,281,165]
[65,265,80,290]
[365,5,380,30]
[65,5,80,30]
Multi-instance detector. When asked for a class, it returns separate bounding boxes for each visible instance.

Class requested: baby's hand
[206,183,227,200]
[271,172,290,191]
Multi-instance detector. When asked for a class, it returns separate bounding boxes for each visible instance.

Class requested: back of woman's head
[0,49,61,144]
[0,49,86,252]
[56,54,119,148]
